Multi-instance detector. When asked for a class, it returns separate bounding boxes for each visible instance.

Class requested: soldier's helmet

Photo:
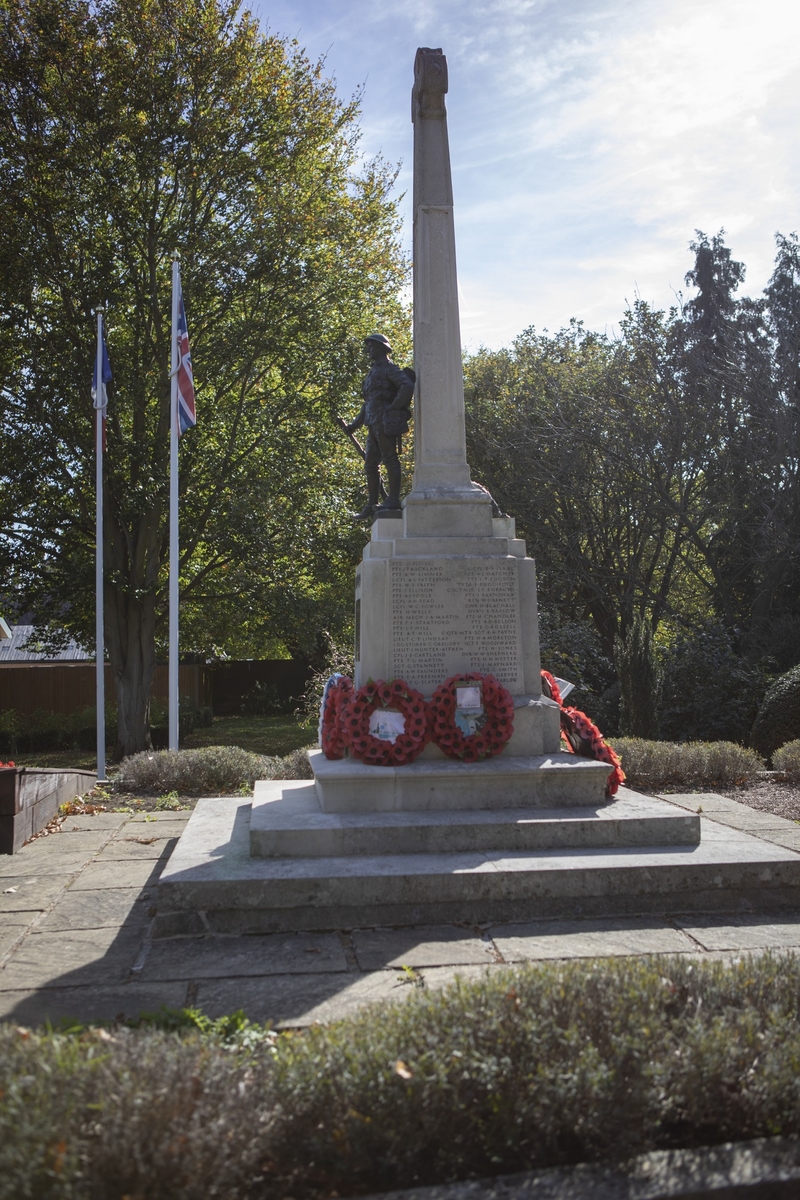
[364,332,392,352]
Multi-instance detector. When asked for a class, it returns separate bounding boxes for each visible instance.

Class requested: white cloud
[248,0,800,346]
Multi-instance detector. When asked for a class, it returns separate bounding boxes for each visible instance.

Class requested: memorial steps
[155,780,800,937]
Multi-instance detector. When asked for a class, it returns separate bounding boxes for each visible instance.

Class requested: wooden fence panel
[0,664,211,715]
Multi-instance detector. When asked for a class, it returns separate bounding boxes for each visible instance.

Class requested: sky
[247,0,800,349]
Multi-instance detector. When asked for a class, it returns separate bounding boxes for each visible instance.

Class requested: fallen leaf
[395,1060,413,1080]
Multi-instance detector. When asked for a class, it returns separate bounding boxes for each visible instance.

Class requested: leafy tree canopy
[0,0,409,753]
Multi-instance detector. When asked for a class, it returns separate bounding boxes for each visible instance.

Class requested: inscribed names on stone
[389,558,523,693]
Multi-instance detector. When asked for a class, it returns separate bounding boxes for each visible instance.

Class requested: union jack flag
[175,281,196,435]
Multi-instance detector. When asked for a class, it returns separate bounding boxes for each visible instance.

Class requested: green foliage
[538,609,614,723]
[116,744,270,794]
[750,665,800,761]
[614,737,763,789]
[772,739,800,780]
[615,615,660,738]
[463,233,800,682]
[148,696,213,748]
[182,713,310,757]
[115,742,313,793]
[5,954,800,1196]
[295,630,355,730]
[0,0,408,755]
[239,680,291,717]
[658,623,764,743]
[0,705,118,756]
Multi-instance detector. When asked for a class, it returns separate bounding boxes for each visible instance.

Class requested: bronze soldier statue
[346,333,414,521]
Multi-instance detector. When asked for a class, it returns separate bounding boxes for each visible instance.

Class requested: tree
[0,0,409,754]
[463,309,709,657]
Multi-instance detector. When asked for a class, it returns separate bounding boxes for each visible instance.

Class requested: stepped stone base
[310,748,612,812]
[250,781,701,857]
[155,789,800,937]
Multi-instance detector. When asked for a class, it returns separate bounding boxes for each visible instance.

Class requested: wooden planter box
[0,768,97,854]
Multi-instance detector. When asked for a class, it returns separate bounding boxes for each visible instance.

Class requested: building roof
[0,625,92,663]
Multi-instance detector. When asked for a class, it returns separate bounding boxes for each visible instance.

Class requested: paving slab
[93,834,177,861]
[69,859,165,890]
[129,811,192,823]
[0,853,95,877]
[0,922,32,957]
[0,874,72,911]
[16,830,111,854]
[36,887,156,932]
[0,982,188,1025]
[59,813,130,831]
[138,932,347,981]
[418,964,503,991]
[352,925,496,969]
[491,917,696,962]
[677,915,800,952]
[119,821,189,840]
[0,926,144,991]
[195,969,413,1026]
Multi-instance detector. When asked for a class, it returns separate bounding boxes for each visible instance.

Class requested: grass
[4,953,800,1199]
[10,714,312,772]
[181,713,311,757]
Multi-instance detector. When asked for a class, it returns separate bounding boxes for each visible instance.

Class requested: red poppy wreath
[319,673,355,760]
[429,672,515,762]
[340,678,431,766]
[540,669,625,797]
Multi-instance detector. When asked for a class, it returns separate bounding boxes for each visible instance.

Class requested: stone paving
[3,793,800,1029]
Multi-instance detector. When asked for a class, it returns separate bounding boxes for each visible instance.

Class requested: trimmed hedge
[614,737,763,789]
[772,739,800,781]
[115,744,313,795]
[750,665,800,761]
[4,954,800,1197]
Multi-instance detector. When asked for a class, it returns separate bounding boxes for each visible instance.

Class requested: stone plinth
[310,750,610,813]
[249,782,701,859]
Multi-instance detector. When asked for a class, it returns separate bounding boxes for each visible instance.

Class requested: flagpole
[168,257,180,751]
[94,309,107,783]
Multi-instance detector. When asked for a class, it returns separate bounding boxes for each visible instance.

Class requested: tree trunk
[106,584,158,758]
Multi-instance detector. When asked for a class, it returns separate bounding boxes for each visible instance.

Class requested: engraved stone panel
[389,558,523,693]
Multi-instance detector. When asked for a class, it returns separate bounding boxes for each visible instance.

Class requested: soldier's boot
[379,459,402,510]
[352,468,380,521]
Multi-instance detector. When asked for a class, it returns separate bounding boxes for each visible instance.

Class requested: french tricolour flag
[175,279,196,435]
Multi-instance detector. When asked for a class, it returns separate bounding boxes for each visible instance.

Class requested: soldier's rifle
[334,414,388,501]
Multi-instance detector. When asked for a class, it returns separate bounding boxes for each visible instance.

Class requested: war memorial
[156,49,800,936]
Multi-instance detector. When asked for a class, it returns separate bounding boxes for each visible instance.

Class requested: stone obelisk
[306,45,607,810]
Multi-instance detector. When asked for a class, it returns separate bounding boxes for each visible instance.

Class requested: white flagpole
[168,257,180,751]
[94,309,107,782]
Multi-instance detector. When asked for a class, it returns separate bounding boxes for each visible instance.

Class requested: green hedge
[614,737,763,789]
[3,954,800,1198]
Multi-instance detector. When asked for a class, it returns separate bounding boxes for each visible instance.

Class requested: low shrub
[116,745,271,795]
[5,954,800,1198]
[750,665,800,761]
[116,743,315,795]
[772,739,800,780]
[614,737,763,789]
[263,746,314,780]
